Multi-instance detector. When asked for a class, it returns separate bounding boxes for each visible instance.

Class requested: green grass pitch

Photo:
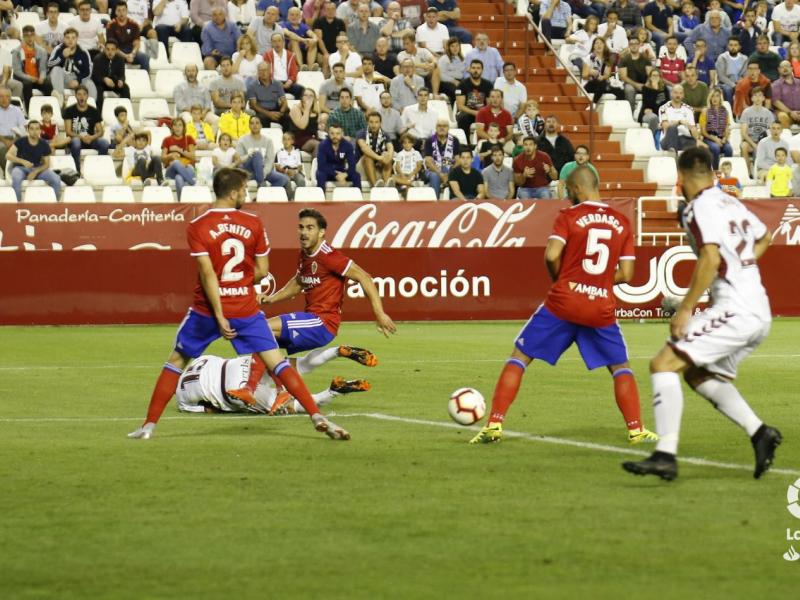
[1,319,798,599]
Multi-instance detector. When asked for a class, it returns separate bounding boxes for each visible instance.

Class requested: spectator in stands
[275,131,305,190]
[337,0,383,25]
[233,33,264,85]
[40,104,69,152]
[643,0,673,51]
[449,149,485,200]
[235,115,293,194]
[249,5,284,54]
[475,89,512,145]
[397,33,440,96]
[771,60,800,129]
[754,2,770,37]
[316,122,361,188]
[565,15,599,71]
[64,85,109,175]
[494,62,527,120]
[152,0,192,48]
[303,0,325,25]
[191,0,229,44]
[465,34,504,82]
[109,106,135,152]
[175,64,218,125]
[717,160,742,197]
[789,41,800,76]
[247,61,288,127]
[390,58,425,111]
[539,0,572,42]
[328,33,363,79]
[258,0,296,20]
[108,1,150,72]
[212,132,242,170]
[438,38,465,104]
[347,2,381,56]
[597,9,629,54]
[634,27,657,63]
[739,87,774,172]
[377,90,403,143]
[123,131,164,185]
[582,38,626,103]
[380,2,415,54]
[35,3,66,54]
[416,7,450,56]
[263,32,305,98]
[187,105,217,150]
[658,83,701,154]
[210,56,247,115]
[455,59,492,141]
[329,88,366,139]
[392,133,424,195]
[771,0,800,47]
[219,92,251,141]
[688,39,717,86]
[0,86,25,172]
[357,110,394,187]
[90,39,129,118]
[748,34,781,81]
[699,87,732,169]
[681,65,709,117]
[734,62,772,117]
[608,0,642,32]
[319,62,352,112]
[513,136,557,199]
[538,115,574,173]
[7,121,60,202]
[400,87,438,143]
[12,26,52,110]
[48,28,97,107]
[733,7,761,57]
[685,11,730,60]
[424,119,459,198]
[70,1,105,59]
[516,99,545,138]
[704,0,732,29]
[482,145,514,199]
[373,36,399,80]
[313,1,347,75]
[675,1,698,41]
[619,36,652,113]
[658,37,686,87]
[716,36,747,103]
[201,7,240,69]
[557,144,597,198]
[767,148,794,197]
[162,116,197,199]
[755,121,795,181]
[426,0,472,44]
[639,68,668,133]
[353,56,388,112]
[283,6,319,70]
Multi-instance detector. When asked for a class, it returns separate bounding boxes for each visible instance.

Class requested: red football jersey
[543,201,635,328]
[187,208,270,319]
[296,241,353,334]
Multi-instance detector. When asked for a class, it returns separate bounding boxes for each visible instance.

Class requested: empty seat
[406,186,438,201]
[369,187,401,201]
[102,98,137,127]
[145,126,171,153]
[728,127,742,156]
[741,185,769,198]
[149,42,171,70]
[197,69,219,87]
[23,186,58,203]
[645,156,678,186]
[180,185,213,203]
[63,185,96,203]
[141,185,176,203]
[102,185,136,203]
[294,186,325,201]
[83,155,121,185]
[170,42,203,70]
[0,39,20,54]
[261,127,284,151]
[600,100,637,128]
[125,68,157,99]
[428,100,455,126]
[154,70,184,99]
[332,187,364,201]
[139,98,171,121]
[256,186,289,202]
[12,12,42,31]
[623,128,657,157]
[29,96,64,127]
[449,128,468,146]
[0,186,17,203]
[297,71,325,95]
[49,154,77,173]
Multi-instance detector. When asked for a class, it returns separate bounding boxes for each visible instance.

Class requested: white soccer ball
[448,388,486,426]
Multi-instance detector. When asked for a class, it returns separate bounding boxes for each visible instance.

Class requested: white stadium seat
[149,42,171,70]
[645,156,678,186]
[741,185,769,198]
[101,186,136,203]
[180,185,213,203]
[297,71,325,95]
[369,187,401,201]
[125,69,157,99]
[728,127,742,156]
[428,100,455,127]
[256,187,289,202]
[406,186,438,201]
[332,187,363,201]
[154,70,183,99]
[726,156,752,185]
[198,70,219,87]
[599,100,637,128]
[49,154,77,173]
[141,186,176,203]
[623,128,657,157]
[0,186,17,203]
[102,98,138,127]
[449,128,468,147]
[83,155,121,186]
[145,126,171,154]
[0,39,20,54]
[138,98,171,121]
[13,12,42,30]
[170,42,203,70]
[63,186,96,203]
[29,96,64,127]
[261,127,284,150]
[23,186,58,203]
[294,186,326,201]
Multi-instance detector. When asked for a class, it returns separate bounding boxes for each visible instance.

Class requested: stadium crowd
[1,0,799,201]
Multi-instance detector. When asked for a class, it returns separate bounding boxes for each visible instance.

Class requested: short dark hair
[47,2,60,10]
[460,149,472,157]
[470,59,484,68]
[213,167,250,198]
[502,62,516,71]
[728,36,740,44]
[299,208,327,229]
[750,86,764,98]
[114,105,127,117]
[490,144,504,154]
[22,25,34,34]
[361,55,373,64]
[575,144,590,153]
[677,146,713,175]
[40,104,53,114]
[105,38,118,47]
[605,8,619,17]
[219,55,232,65]
[522,135,537,144]
[338,87,352,98]
[775,147,788,156]
[75,84,89,95]
[332,62,345,70]
[133,132,149,142]
[27,120,40,128]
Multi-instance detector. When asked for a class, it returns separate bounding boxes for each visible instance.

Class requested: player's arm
[544,237,565,282]
[196,255,237,340]
[260,275,303,305]
[754,233,770,260]
[254,255,269,282]
[614,258,635,284]
[671,243,720,339]
[346,262,397,337]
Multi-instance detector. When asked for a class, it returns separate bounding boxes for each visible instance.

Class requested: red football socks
[144,363,183,424]
[487,358,527,424]
[247,353,267,391]
[612,368,642,430]
[273,361,320,417]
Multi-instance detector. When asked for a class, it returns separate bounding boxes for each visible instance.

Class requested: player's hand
[128,422,156,440]
[217,317,237,340]
[257,293,273,305]
[375,312,397,337]
[670,307,692,341]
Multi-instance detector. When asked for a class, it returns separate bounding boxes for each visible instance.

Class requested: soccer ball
[448,388,486,426]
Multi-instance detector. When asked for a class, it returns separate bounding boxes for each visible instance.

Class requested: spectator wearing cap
[426,0,473,44]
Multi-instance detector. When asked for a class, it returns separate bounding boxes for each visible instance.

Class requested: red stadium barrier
[1,200,799,324]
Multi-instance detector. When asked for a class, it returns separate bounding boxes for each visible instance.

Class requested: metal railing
[636,196,686,246]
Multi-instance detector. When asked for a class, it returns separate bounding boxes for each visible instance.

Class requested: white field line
[0,354,798,371]
[0,411,796,476]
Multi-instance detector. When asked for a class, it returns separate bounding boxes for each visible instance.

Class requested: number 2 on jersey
[729,220,756,266]
[582,229,612,275]
[220,238,245,282]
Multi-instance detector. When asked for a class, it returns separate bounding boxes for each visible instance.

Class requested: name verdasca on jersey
[575,213,624,234]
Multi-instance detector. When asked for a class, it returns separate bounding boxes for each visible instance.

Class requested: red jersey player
[470,165,658,445]
[128,168,350,441]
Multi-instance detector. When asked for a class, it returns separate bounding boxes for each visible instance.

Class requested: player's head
[297,208,327,252]
[213,167,250,208]
[676,146,714,200]
[565,165,599,205]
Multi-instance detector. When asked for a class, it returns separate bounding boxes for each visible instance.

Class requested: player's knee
[683,366,715,390]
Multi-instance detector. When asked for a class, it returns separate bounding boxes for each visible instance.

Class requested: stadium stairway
[459,1,658,199]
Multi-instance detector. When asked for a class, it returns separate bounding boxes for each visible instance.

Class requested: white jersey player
[176,353,370,415]
[623,147,782,481]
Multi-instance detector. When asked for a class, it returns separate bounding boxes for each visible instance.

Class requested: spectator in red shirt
[658,36,686,85]
[107,1,150,72]
[734,62,772,116]
[475,89,513,143]
[513,136,558,199]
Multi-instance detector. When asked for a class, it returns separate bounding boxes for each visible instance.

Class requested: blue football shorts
[174,309,279,358]
[514,305,629,369]
[277,311,336,355]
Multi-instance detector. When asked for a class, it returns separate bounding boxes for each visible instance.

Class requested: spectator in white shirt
[596,9,628,55]
[400,87,439,142]
[493,62,527,119]
[416,7,450,55]
[153,0,193,48]
[328,33,363,80]
[353,56,387,112]
[659,84,702,153]
[69,1,106,57]
[35,3,66,54]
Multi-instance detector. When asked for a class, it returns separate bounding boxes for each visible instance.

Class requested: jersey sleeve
[747,207,768,241]
[688,198,722,246]
[187,223,209,257]
[323,248,353,277]
[254,219,270,257]
[548,210,570,244]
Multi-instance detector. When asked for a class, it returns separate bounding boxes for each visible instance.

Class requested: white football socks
[296,346,341,375]
[652,372,684,455]
[695,378,763,436]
